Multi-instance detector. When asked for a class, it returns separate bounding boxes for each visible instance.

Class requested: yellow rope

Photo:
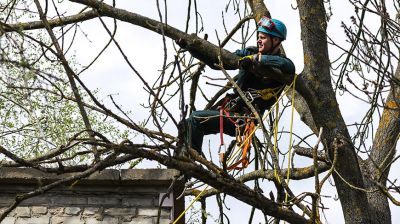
[272,97,281,183]
[172,185,209,224]
[285,74,297,202]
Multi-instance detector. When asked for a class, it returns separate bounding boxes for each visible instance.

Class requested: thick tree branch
[0,10,99,33]
[115,144,309,224]
[362,62,400,223]
[69,0,239,70]
[368,63,400,180]
[294,146,328,163]
[247,0,270,21]
[184,162,330,199]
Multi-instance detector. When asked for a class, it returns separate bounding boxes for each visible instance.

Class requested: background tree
[0,0,399,223]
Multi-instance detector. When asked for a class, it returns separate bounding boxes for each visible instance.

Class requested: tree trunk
[362,63,400,224]
[297,0,373,223]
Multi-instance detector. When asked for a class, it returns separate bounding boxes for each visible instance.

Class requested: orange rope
[226,119,255,170]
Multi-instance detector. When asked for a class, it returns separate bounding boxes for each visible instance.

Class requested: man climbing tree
[177,17,295,166]
[1,0,399,223]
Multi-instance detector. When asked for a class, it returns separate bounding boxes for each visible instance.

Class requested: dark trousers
[185,110,237,153]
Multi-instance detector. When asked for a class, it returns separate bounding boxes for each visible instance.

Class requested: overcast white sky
[42,0,400,223]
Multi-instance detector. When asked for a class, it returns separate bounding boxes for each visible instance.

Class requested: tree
[0,0,399,223]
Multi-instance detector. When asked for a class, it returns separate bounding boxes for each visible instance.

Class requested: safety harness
[218,86,283,170]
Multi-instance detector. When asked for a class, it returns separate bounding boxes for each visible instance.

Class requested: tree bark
[296,0,373,223]
[362,63,400,224]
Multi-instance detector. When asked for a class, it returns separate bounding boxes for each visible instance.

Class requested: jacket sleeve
[258,55,296,74]
[234,46,258,57]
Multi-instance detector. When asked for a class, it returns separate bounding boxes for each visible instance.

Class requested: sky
[29,0,400,223]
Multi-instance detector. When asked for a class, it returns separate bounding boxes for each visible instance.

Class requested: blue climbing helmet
[257,17,287,40]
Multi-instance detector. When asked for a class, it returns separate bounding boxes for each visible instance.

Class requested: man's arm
[257,54,296,74]
[234,46,259,57]
[235,47,295,74]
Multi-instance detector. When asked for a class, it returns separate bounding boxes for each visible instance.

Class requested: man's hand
[238,54,258,70]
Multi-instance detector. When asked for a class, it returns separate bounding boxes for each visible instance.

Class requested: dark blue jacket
[233,46,296,113]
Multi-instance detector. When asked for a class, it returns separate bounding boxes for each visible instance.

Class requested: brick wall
[0,168,184,224]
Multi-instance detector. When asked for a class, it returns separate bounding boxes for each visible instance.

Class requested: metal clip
[236,118,246,128]
[245,91,254,103]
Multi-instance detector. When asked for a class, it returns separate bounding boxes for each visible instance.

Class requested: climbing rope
[285,74,297,202]
[226,118,255,170]
[172,185,209,224]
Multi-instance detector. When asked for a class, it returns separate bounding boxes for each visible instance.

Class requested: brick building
[0,168,184,224]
